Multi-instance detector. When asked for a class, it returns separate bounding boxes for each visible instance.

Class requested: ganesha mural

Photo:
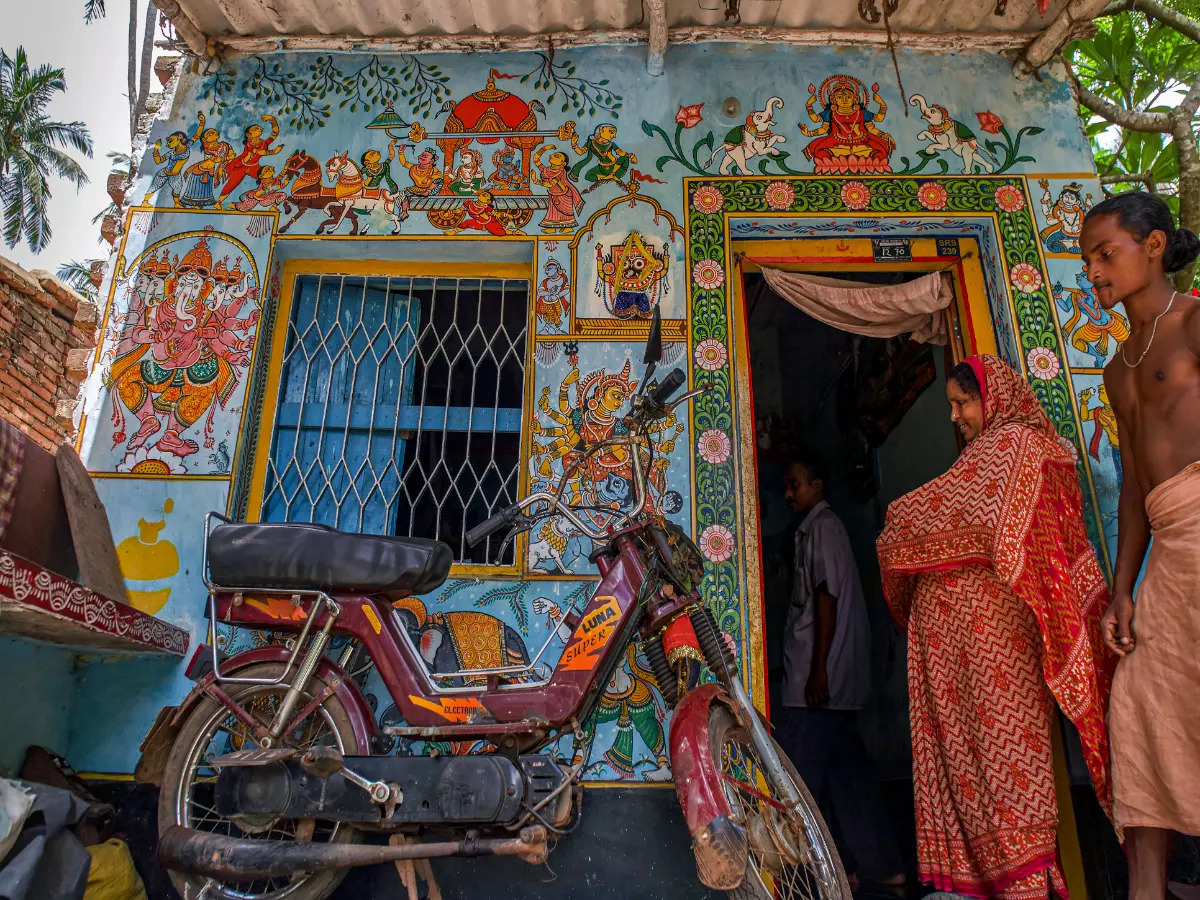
[86,211,273,475]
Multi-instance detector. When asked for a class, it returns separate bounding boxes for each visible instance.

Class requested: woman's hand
[1101,593,1136,657]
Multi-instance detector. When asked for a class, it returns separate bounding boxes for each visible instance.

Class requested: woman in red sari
[877,355,1114,899]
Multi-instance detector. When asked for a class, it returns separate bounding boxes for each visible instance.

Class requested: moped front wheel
[707,705,850,900]
[158,662,361,900]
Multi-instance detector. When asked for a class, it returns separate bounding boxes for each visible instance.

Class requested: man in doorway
[1082,191,1200,900]
[777,455,904,887]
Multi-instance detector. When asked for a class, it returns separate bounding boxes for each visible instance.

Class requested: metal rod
[268,599,337,739]
[157,825,548,881]
[726,676,802,808]
[428,599,580,681]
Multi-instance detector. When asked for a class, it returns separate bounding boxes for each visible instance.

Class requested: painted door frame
[682,176,1100,896]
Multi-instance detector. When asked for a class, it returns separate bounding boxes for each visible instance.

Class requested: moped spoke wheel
[708,705,850,900]
[158,663,361,900]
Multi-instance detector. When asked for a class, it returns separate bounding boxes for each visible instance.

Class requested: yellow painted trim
[243,257,534,578]
[89,207,139,370]
[726,255,766,711]
[1052,719,1088,899]
[76,772,136,781]
[275,259,531,279]
[90,472,232,481]
[273,233,538,243]
[242,261,298,520]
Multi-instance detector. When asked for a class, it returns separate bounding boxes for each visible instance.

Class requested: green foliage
[1067,10,1199,215]
[0,46,93,254]
[55,259,98,300]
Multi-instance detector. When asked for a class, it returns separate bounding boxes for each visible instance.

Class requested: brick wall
[0,256,98,452]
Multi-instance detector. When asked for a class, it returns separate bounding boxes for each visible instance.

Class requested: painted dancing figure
[144,115,204,206]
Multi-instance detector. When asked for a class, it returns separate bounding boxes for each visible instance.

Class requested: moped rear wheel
[707,705,850,900]
[158,663,361,900]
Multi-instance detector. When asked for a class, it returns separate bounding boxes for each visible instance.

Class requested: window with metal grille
[259,273,529,567]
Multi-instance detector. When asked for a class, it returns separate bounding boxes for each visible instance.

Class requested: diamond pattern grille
[261,274,528,566]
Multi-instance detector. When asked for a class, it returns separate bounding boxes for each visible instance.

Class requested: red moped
[139,310,849,900]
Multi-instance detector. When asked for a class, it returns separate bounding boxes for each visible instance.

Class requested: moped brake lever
[493,514,537,565]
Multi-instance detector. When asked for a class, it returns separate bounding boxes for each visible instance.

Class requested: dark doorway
[744,268,960,888]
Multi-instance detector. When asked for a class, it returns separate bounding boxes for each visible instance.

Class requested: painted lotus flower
[692,185,725,214]
[697,429,732,465]
[977,111,1005,134]
[1009,262,1043,295]
[917,181,949,211]
[1027,346,1061,381]
[675,103,704,129]
[694,338,728,371]
[692,259,725,290]
[840,181,872,211]
[699,524,735,563]
[764,181,795,211]
[994,184,1026,213]
[117,446,188,476]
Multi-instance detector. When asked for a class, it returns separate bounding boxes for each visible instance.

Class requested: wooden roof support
[213,26,1034,56]
[646,0,668,76]
[1014,0,1108,74]
[152,0,212,58]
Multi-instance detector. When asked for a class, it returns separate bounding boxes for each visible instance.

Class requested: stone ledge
[65,348,92,383]
[0,256,46,303]
[54,396,78,430]
[29,269,86,319]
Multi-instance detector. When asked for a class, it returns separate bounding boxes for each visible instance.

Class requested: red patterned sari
[877,355,1113,899]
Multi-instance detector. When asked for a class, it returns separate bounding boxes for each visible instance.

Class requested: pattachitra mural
[87,209,274,475]
[71,41,1117,776]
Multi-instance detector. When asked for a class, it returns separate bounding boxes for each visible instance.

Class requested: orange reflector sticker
[559,596,621,672]
[408,695,487,723]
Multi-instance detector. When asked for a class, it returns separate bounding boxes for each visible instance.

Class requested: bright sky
[4,0,145,276]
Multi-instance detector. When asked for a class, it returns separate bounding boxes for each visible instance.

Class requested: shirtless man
[1081,191,1200,900]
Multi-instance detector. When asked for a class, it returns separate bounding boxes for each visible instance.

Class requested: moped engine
[214,753,568,826]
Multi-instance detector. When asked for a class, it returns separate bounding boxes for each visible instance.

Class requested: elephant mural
[390,595,530,688]
[707,96,786,175]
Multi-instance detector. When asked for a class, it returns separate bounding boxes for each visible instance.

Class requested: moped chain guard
[214,753,566,826]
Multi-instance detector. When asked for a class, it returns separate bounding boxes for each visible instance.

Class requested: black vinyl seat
[207,522,453,596]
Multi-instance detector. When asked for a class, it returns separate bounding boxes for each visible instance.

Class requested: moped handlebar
[648,367,685,407]
[465,503,520,547]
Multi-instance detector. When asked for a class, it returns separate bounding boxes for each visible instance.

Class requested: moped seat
[207,522,452,596]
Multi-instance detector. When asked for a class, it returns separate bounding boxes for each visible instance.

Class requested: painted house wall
[67,41,1115,776]
[0,638,78,775]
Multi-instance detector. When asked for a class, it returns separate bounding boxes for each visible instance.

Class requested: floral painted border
[684,175,1101,637]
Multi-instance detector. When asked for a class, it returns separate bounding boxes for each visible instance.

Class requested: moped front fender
[135,647,379,786]
[668,682,748,891]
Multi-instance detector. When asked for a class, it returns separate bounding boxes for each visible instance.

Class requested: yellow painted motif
[362,603,383,634]
[114,499,180,615]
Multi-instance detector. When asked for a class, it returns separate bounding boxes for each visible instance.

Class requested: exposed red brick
[0,253,97,451]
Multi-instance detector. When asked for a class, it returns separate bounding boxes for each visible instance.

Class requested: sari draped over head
[877,355,1114,896]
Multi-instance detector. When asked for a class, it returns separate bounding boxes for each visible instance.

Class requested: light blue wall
[0,638,78,776]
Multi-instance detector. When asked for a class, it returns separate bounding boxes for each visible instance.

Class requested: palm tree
[56,259,99,301]
[0,47,94,254]
[84,0,156,142]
